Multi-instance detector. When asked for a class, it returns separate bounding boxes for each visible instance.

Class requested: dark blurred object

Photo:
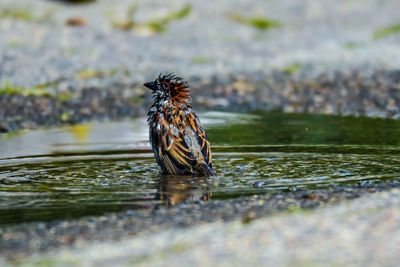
[66,17,87,26]
[50,0,96,4]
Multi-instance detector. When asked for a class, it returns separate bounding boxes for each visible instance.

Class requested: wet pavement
[11,188,399,266]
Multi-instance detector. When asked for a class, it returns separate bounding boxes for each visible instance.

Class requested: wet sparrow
[144,73,216,176]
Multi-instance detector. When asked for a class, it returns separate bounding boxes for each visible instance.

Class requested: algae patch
[282,63,303,75]
[112,4,192,34]
[0,81,52,97]
[227,13,280,30]
[145,4,191,33]
[75,68,118,79]
[0,7,54,22]
[344,42,364,49]
[191,57,215,65]
[286,205,310,215]
[373,23,400,40]
[0,80,71,102]
[129,242,192,265]
[60,0,96,4]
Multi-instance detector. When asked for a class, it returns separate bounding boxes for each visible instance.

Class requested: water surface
[1,112,400,225]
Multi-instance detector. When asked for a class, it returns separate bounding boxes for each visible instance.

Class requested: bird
[144,73,216,176]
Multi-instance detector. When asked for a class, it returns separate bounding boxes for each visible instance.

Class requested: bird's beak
[143,81,157,91]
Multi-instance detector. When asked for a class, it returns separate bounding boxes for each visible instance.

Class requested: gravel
[2,69,400,133]
[4,187,400,266]
[1,180,399,263]
[1,0,400,132]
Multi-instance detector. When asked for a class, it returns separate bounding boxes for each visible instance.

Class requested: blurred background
[1,0,400,132]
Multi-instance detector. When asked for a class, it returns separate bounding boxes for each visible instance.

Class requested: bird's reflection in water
[156,175,211,206]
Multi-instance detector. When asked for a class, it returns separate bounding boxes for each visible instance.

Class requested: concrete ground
[7,188,400,266]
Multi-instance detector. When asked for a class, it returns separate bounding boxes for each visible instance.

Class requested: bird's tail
[196,164,216,176]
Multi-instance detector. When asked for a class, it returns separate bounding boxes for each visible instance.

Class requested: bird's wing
[151,113,196,174]
[151,111,212,174]
[185,112,212,166]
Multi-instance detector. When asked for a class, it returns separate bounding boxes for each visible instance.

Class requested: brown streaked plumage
[144,73,216,176]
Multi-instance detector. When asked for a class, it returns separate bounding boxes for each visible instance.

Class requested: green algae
[75,68,118,79]
[0,80,52,97]
[0,7,54,23]
[0,8,35,21]
[60,0,96,4]
[344,42,364,49]
[373,22,400,40]
[282,63,303,74]
[0,80,71,102]
[15,257,78,267]
[227,13,280,30]
[112,4,191,34]
[191,57,215,65]
[128,242,192,265]
[286,205,310,215]
[146,4,191,33]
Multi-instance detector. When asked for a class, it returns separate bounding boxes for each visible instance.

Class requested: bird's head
[144,73,190,103]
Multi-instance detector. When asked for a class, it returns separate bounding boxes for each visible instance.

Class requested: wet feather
[145,73,216,176]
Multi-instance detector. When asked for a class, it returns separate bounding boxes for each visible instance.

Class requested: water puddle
[1,111,400,225]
